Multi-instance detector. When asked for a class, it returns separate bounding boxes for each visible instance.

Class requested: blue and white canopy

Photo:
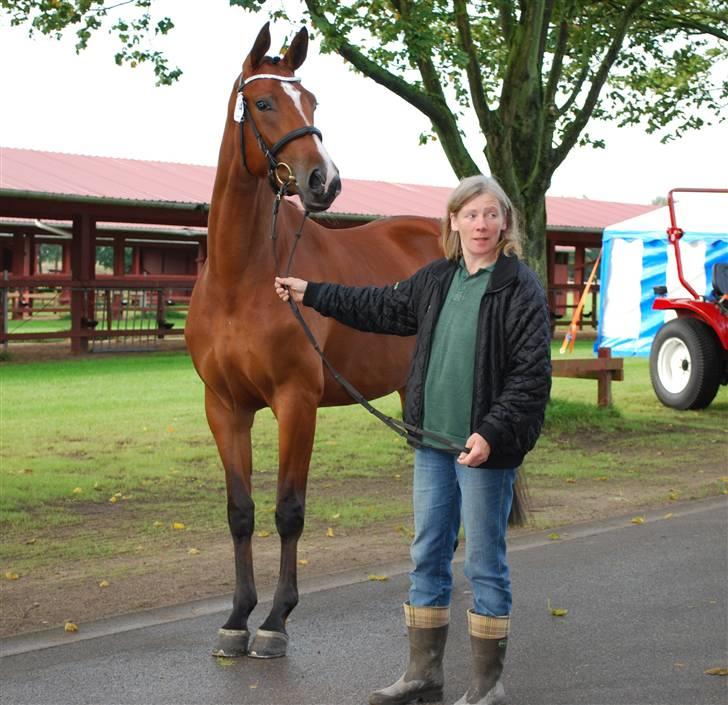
[596,194,728,357]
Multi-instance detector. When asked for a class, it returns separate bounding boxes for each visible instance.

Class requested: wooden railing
[552,348,623,407]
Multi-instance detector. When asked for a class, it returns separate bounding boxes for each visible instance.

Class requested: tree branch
[496,0,515,43]
[552,0,648,170]
[452,0,493,134]
[544,4,571,107]
[647,8,728,42]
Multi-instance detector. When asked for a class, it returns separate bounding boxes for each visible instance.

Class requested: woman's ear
[449,212,458,232]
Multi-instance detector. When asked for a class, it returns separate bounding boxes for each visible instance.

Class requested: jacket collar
[489,251,519,290]
[430,252,519,291]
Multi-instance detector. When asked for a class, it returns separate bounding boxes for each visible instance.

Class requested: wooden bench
[551,347,624,407]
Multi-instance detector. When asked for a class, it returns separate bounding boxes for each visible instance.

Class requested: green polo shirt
[422,259,494,450]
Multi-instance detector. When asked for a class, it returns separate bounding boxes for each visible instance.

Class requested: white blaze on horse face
[281,81,338,191]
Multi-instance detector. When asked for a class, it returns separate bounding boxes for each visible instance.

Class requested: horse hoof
[212,628,250,657]
[247,629,289,658]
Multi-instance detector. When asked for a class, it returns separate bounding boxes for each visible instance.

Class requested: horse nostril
[329,173,342,198]
[308,168,324,195]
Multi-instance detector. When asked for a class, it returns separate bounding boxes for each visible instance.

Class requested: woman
[275,175,551,705]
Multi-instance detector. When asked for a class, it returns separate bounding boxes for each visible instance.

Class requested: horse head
[235,23,341,212]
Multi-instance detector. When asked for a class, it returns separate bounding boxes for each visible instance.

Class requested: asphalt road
[2,497,726,705]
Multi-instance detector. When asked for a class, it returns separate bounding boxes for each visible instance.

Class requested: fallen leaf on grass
[368,575,389,582]
[326,527,335,538]
[597,476,609,482]
[153,521,163,528]
[298,559,309,566]
[215,657,235,667]
[547,533,560,540]
[631,516,645,525]
[256,531,270,538]
[704,667,728,676]
[331,513,341,520]
[25,538,37,545]
[565,478,576,484]
[72,487,83,494]
[668,490,680,501]
[98,580,110,588]
[547,599,568,617]
[64,621,79,633]
[108,496,118,504]
[187,548,200,556]
[4,571,20,581]
[172,522,186,530]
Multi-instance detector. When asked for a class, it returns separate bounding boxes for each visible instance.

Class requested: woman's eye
[255,100,270,111]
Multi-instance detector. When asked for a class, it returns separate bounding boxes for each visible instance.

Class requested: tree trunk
[517,192,548,288]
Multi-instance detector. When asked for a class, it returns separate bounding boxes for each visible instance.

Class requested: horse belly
[318,327,414,406]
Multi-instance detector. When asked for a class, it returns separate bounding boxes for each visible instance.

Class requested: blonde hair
[442,175,523,261]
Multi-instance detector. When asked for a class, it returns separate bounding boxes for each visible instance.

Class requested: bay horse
[187,23,496,659]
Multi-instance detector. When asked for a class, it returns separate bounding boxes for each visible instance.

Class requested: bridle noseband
[236,72,323,192]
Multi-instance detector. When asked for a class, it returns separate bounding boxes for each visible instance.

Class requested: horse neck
[206,145,276,281]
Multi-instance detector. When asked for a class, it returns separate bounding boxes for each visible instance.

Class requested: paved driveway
[2,497,726,705]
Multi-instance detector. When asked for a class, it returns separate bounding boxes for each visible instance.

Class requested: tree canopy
[4,0,726,281]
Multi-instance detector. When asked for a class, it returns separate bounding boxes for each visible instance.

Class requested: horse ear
[248,22,271,69]
[283,26,308,71]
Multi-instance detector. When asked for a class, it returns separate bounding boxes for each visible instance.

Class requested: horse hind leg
[205,388,257,658]
[248,394,317,659]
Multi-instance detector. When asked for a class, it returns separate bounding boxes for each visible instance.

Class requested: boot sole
[369,687,444,705]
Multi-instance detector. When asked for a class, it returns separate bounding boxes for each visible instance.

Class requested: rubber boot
[368,603,449,705]
[453,610,509,705]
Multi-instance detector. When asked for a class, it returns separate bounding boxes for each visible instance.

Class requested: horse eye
[255,100,270,111]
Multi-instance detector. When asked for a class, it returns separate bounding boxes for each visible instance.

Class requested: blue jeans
[409,446,516,616]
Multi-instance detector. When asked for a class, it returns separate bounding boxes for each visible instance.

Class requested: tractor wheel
[649,317,722,410]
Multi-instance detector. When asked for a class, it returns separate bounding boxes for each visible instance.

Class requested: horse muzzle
[298,167,341,213]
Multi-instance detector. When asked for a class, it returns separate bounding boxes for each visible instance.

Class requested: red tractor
[650,188,728,410]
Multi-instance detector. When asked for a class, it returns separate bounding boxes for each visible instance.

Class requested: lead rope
[270,183,469,455]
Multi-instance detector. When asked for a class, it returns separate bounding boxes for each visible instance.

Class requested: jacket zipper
[469,279,514,434]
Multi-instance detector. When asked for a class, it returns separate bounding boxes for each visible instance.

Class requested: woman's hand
[457,432,491,466]
[274,277,308,303]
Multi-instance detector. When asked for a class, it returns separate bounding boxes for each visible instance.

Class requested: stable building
[0,147,656,353]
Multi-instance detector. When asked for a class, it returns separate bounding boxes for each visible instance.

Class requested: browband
[241,74,302,88]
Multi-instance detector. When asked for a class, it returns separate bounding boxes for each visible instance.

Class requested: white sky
[0,1,725,205]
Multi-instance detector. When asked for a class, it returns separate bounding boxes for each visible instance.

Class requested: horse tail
[508,467,530,527]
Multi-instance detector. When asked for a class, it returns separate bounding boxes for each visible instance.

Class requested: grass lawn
[1,341,726,575]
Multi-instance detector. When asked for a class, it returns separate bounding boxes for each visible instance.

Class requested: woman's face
[450,191,507,265]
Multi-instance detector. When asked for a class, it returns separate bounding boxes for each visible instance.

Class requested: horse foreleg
[248,395,317,658]
[205,388,257,657]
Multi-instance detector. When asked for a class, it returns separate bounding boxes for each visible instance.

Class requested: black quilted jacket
[303,252,552,468]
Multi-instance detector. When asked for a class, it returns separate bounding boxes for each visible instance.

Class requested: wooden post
[70,213,95,354]
[574,246,585,330]
[546,235,556,315]
[113,234,126,276]
[597,347,612,407]
[196,238,207,273]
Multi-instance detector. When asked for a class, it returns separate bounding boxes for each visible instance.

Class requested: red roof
[0,147,655,230]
